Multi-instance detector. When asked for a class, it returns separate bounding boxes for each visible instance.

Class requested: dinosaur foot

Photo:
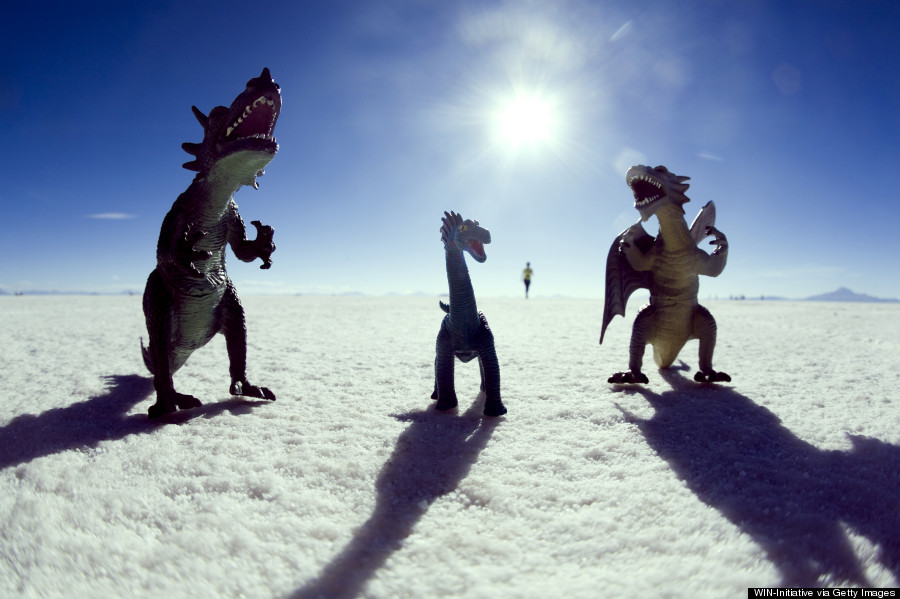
[230,380,276,400]
[434,395,458,411]
[148,392,202,418]
[608,371,649,385]
[694,370,731,383]
[483,398,507,417]
[233,382,275,400]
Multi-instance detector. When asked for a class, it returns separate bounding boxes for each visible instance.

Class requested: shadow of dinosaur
[0,373,268,471]
[617,367,900,587]
[292,399,499,599]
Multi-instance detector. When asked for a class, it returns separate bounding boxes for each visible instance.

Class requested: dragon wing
[599,221,653,344]
[689,201,716,245]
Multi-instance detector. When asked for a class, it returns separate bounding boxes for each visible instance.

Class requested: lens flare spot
[493,93,558,151]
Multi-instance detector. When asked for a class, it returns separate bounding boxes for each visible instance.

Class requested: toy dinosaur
[432,211,507,417]
[600,164,731,384]
[141,68,281,418]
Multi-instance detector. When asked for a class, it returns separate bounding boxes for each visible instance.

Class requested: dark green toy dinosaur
[142,68,281,418]
[432,211,507,417]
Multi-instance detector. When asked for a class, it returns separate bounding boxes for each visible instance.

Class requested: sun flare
[492,92,559,152]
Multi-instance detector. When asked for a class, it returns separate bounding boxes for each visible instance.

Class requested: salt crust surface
[1,296,898,598]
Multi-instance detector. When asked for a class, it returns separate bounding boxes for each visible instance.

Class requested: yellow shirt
[523,268,533,281]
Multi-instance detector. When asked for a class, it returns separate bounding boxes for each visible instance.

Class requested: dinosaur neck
[445,248,480,328]
[193,149,275,219]
[655,204,693,251]
[192,177,238,217]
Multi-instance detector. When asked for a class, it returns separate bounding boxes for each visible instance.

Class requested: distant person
[522,262,533,298]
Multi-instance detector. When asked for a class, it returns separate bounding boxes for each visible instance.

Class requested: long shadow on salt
[0,374,269,471]
[617,365,900,587]
[292,397,499,599]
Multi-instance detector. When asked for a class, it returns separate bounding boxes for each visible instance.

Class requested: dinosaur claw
[230,380,276,400]
[608,371,648,385]
[176,394,203,409]
[249,220,275,269]
[694,370,731,383]
[177,225,211,275]
[434,395,458,411]
[148,401,177,418]
[148,391,202,418]
[483,398,507,417]
[186,227,207,244]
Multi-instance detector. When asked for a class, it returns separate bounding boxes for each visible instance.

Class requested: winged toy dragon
[432,211,507,417]
[600,165,731,384]
[142,68,281,418]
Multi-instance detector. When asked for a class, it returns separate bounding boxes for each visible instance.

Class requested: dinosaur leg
[692,305,730,383]
[433,322,458,411]
[478,356,485,392]
[608,304,653,384]
[475,317,506,417]
[220,280,276,400]
[143,270,201,417]
[477,347,506,417]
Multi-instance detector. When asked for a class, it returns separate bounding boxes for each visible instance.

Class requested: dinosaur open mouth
[221,68,282,154]
[628,175,664,207]
[467,239,487,262]
[226,94,278,141]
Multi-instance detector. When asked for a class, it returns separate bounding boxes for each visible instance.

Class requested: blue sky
[2,0,898,299]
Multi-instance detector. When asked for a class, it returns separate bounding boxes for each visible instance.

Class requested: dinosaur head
[182,67,282,188]
[440,211,491,263]
[626,165,691,221]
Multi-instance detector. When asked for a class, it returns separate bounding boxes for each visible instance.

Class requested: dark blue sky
[2,0,899,299]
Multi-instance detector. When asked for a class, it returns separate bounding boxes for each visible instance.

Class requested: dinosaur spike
[182,142,201,156]
[182,160,201,172]
[191,105,208,127]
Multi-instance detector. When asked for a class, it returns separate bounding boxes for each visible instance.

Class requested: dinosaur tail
[439,300,450,314]
[140,338,154,374]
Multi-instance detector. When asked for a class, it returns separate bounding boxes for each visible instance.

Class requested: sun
[491,91,559,153]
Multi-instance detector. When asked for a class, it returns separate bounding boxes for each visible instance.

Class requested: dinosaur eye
[458,224,468,232]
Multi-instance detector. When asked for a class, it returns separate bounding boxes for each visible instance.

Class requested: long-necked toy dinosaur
[600,165,731,384]
[141,68,281,418]
[432,211,507,417]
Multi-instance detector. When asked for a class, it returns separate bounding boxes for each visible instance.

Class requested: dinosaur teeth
[630,174,662,188]
[224,129,277,141]
[635,175,661,188]
[635,195,662,207]
[629,173,664,207]
[226,96,278,139]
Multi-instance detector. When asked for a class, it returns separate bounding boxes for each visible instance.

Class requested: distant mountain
[4,290,102,296]
[804,287,899,303]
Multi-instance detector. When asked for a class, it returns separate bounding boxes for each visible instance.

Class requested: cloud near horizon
[86,213,136,220]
